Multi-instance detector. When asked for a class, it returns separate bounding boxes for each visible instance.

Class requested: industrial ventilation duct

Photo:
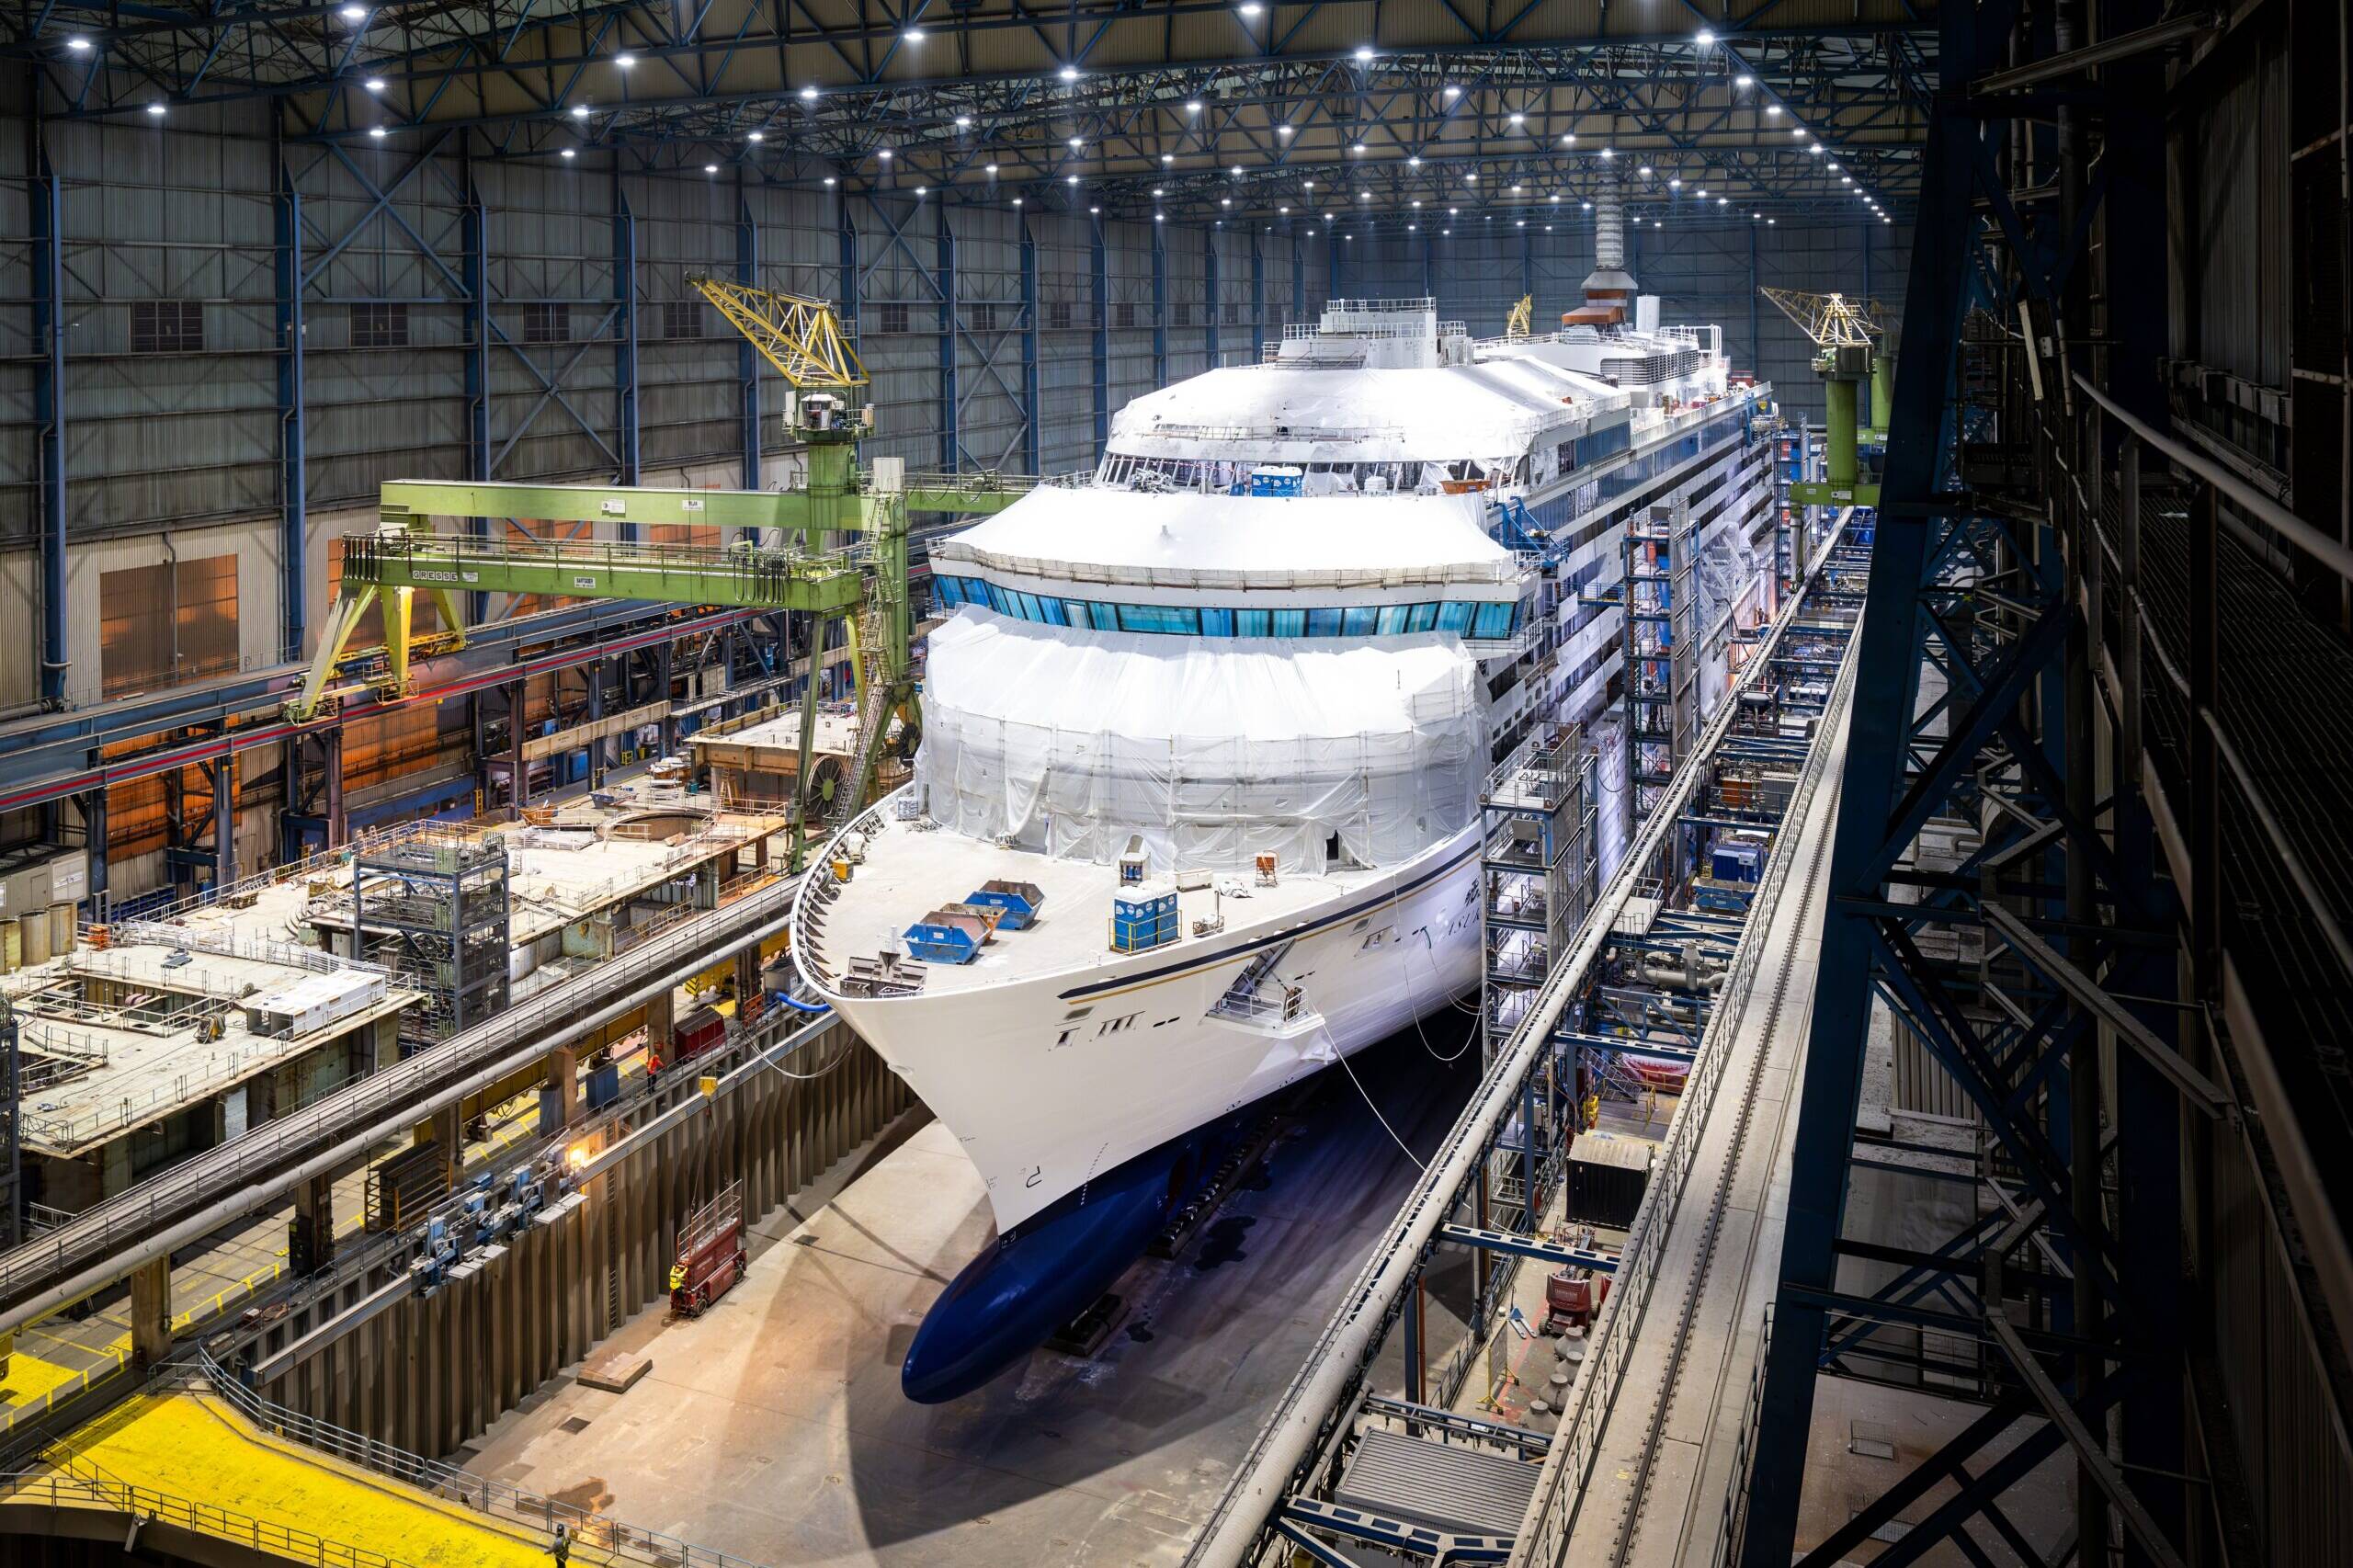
[1579,177,1639,322]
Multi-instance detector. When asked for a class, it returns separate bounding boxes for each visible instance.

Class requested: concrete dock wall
[254,1018,913,1459]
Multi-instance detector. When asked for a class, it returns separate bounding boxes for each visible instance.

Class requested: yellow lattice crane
[1756,287,1882,349]
[1758,288,1893,506]
[687,274,869,391]
[1505,294,1534,340]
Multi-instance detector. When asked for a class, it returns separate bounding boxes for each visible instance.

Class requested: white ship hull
[807,822,1484,1235]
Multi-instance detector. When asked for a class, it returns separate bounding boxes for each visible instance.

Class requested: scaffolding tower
[353,826,512,1057]
[1623,500,1697,819]
[1477,722,1597,1232]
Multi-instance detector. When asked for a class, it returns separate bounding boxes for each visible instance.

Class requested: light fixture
[955,115,972,129]
[1581,199,1592,210]
[1358,190,1369,200]
[1549,192,1559,202]
[1810,143,1824,155]
[1717,197,1728,206]
[916,184,931,194]
[1354,46,1373,62]
[1768,217,1776,224]
[1059,64,1079,82]
[1221,197,1232,206]
[1279,204,1290,214]
[562,148,576,159]
[1162,153,1175,164]
[1230,164,1243,176]
[369,125,387,138]
[615,52,636,67]
[1409,222,1417,231]
[801,85,819,101]
[572,104,589,118]
[1449,206,1458,215]
[1012,196,1023,205]
[1154,187,1164,196]
[903,27,925,41]
[1407,154,1421,167]
[1543,223,1552,232]
[1561,132,1576,145]
[1696,28,1714,44]
[1442,85,1461,98]
[1516,219,1525,227]
[1464,172,1476,183]
[1791,126,1805,139]
[878,147,893,160]
[1068,137,1083,150]
[1067,174,1080,185]
[1751,210,1760,219]
[705,164,719,174]
[1238,0,1261,14]
[65,35,91,51]
[364,76,385,91]
[824,175,836,185]
[1352,142,1366,153]
[748,131,765,142]
[146,101,165,116]
[1600,146,1615,160]
[1827,160,1840,171]
[1640,165,1654,177]
[1695,187,1706,198]
[1766,103,1780,116]
[1443,228,1451,235]
[1735,74,1753,86]
[1277,124,1293,137]
[339,4,366,19]
[1411,199,1421,207]
[1154,212,1164,222]
[1667,176,1679,187]
[1185,100,1202,113]
[1508,111,1524,126]
[1089,205,1099,213]
[1510,182,1522,192]
[1841,175,1852,185]
[1303,178,1314,187]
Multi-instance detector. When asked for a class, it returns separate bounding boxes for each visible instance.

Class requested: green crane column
[1870,352,1893,435]
[1824,377,1859,486]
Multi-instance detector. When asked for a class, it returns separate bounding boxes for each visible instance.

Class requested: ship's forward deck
[807,809,1416,998]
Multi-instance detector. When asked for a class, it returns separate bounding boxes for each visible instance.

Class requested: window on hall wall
[1048,299,1073,331]
[1224,301,1240,326]
[878,301,911,335]
[661,301,703,340]
[131,301,204,354]
[349,302,409,349]
[523,302,570,344]
[99,555,238,698]
[1172,301,1192,328]
[1113,301,1138,330]
[968,301,997,333]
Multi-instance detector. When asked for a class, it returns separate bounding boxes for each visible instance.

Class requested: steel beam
[1204,224,1220,366]
[1151,216,1168,388]
[613,181,641,497]
[1736,1,1985,1559]
[938,203,959,472]
[1019,212,1041,476]
[735,194,761,494]
[274,148,308,664]
[1249,228,1265,361]
[30,139,68,708]
[1090,212,1109,460]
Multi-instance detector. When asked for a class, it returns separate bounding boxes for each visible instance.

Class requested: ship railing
[928,545,1518,593]
[1324,297,1438,313]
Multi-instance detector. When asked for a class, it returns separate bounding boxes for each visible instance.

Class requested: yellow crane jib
[686,274,868,390]
[1757,286,1882,349]
[1505,294,1534,341]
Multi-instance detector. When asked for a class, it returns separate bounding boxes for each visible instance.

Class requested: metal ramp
[1205,938,1324,1039]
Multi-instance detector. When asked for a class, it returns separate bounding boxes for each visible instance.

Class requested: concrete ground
[461,1022,1481,1567]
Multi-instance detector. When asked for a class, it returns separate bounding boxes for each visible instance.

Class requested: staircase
[1207,937,1325,1040]
[831,599,895,831]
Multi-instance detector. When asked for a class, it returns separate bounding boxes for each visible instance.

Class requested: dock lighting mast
[1759,288,1893,506]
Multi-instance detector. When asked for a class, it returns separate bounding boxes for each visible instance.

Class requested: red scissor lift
[669,1179,748,1316]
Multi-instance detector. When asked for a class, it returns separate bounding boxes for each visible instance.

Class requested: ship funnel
[1573,177,1637,326]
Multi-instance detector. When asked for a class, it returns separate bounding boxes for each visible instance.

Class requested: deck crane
[290,282,1033,866]
[1757,288,1895,506]
[1505,294,1535,341]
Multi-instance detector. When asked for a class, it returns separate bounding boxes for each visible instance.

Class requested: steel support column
[461,174,492,623]
[1326,231,1341,301]
[1090,212,1109,460]
[30,138,68,709]
[1020,214,1042,476]
[613,183,640,500]
[1292,233,1306,326]
[735,195,760,494]
[938,204,959,472]
[1205,226,1221,366]
[1250,229,1265,361]
[1737,1,1984,1557]
[1151,218,1168,388]
[274,149,308,664]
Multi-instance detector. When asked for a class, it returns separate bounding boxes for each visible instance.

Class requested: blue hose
[770,990,832,1015]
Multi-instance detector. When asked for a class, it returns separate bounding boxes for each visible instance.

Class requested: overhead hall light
[615,52,636,67]
[801,85,819,101]
[65,35,91,51]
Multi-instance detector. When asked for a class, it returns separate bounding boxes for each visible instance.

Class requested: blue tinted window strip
[956,586,1517,640]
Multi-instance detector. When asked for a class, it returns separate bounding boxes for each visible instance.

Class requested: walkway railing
[0,1469,421,1568]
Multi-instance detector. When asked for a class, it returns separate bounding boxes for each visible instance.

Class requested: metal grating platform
[1334,1427,1541,1539]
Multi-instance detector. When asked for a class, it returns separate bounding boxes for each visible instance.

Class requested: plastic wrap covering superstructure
[918,612,1483,873]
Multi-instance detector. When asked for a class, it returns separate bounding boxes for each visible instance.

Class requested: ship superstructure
[791,210,1780,1402]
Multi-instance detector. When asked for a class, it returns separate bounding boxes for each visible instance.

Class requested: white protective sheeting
[934,486,1517,592]
[919,609,1483,872]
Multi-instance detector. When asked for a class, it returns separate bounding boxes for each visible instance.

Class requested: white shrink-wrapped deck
[917,610,1483,872]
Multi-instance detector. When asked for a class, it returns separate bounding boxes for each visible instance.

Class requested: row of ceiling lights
[80,12,1891,219]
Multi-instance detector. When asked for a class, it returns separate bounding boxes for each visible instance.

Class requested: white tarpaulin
[918,609,1483,873]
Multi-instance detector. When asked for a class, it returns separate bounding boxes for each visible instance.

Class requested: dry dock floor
[463,1024,1478,1567]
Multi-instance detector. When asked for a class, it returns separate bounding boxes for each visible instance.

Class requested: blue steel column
[1204,226,1220,366]
[1749,225,1762,374]
[1519,226,1533,319]
[1019,213,1041,476]
[1735,4,1980,1560]
[938,204,959,472]
[613,181,641,506]
[274,153,308,663]
[461,173,492,623]
[31,143,68,708]
[736,195,761,493]
[1151,218,1168,388]
[1249,229,1265,360]
[1291,233,1305,325]
[1422,230,1435,301]
[1326,231,1341,301]
[1090,212,1109,460]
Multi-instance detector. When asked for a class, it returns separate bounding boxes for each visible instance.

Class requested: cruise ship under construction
[0,14,2323,1566]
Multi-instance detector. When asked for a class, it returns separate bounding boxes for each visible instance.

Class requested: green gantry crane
[291,282,1033,860]
[1759,287,1896,506]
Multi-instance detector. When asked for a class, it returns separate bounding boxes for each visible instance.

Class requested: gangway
[1184,516,1871,1568]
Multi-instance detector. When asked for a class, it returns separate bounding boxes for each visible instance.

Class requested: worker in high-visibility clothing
[1582,1092,1601,1132]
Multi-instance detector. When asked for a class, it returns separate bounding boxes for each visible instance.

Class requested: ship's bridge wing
[933,487,1517,595]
